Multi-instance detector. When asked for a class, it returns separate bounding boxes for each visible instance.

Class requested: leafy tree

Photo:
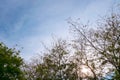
[68,6,120,79]
[24,39,78,80]
[69,24,104,80]
[0,42,24,80]
[94,13,120,75]
[36,39,78,80]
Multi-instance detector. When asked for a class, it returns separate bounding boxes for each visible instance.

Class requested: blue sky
[0,0,119,60]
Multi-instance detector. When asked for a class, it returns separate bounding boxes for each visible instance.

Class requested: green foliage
[112,70,120,80]
[0,42,24,80]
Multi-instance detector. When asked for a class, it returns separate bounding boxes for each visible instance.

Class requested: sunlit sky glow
[0,0,119,60]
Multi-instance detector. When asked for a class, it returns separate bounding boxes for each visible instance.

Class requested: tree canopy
[0,42,24,80]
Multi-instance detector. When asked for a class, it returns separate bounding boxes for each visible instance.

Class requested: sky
[0,0,119,60]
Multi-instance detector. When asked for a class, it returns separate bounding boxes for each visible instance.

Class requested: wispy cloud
[0,0,119,60]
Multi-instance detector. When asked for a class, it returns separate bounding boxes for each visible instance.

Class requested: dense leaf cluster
[0,43,24,80]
